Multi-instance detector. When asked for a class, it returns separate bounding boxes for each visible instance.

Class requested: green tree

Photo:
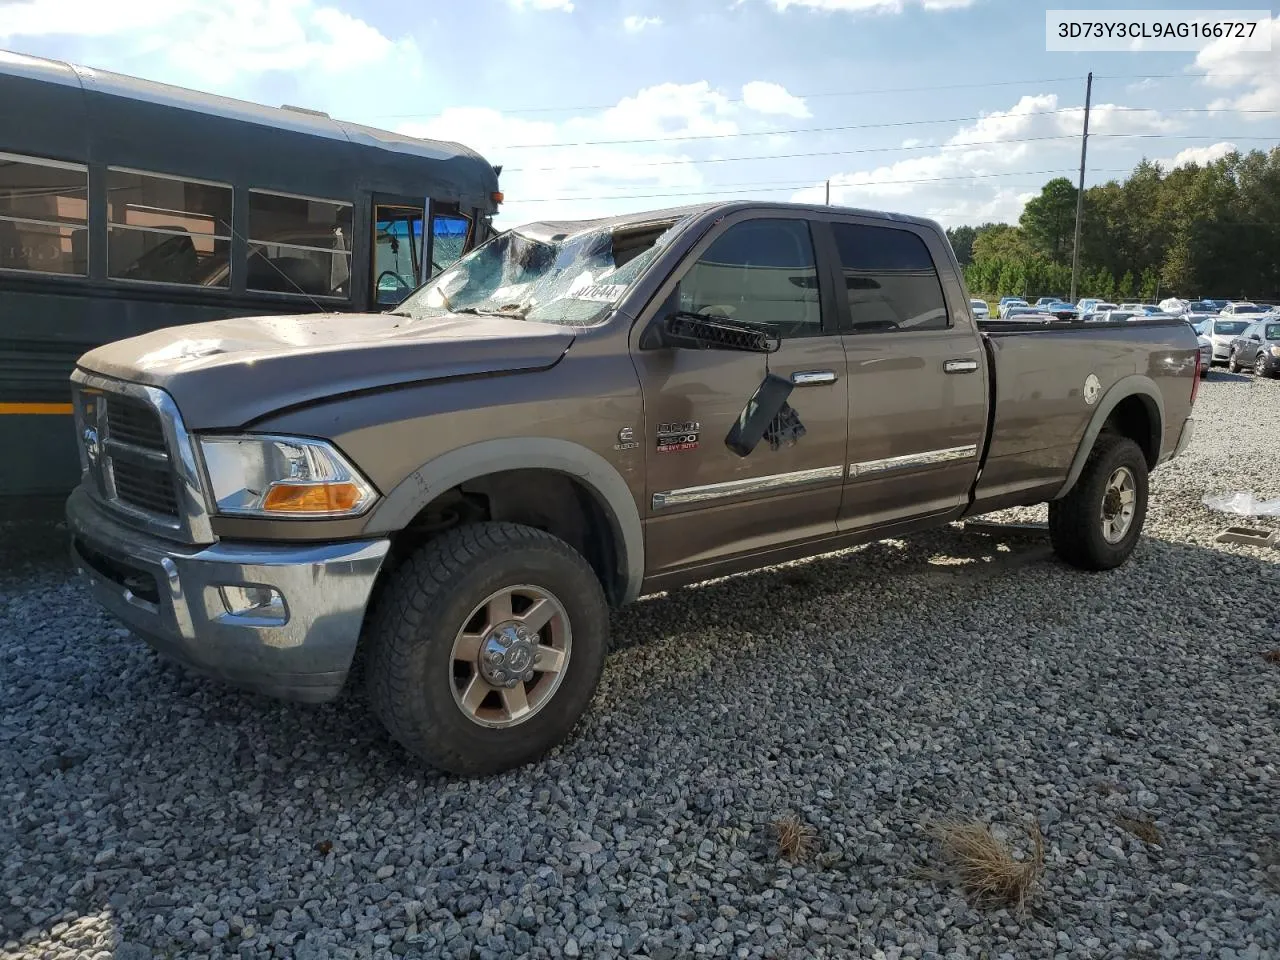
[947,225,977,266]
[973,224,1031,263]
[1118,270,1136,300]
[1019,177,1078,265]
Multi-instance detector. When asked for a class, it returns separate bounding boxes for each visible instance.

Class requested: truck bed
[970,316,1198,515]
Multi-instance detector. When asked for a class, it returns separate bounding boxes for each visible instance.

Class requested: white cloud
[761,0,977,14]
[510,0,575,10]
[741,81,811,118]
[790,93,1185,227]
[0,0,417,85]
[1155,141,1238,170]
[1193,18,1279,113]
[623,15,662,32]
[400,80,809,225]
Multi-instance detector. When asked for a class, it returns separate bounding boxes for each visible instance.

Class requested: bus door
[371,198,424,308]
[427,206,472,280]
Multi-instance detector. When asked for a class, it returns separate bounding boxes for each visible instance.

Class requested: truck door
[816,217,988,531]
[631,212,850,580]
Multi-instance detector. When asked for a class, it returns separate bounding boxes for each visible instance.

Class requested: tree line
[947,146,1280,303]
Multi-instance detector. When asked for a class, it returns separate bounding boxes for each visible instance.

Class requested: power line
[500,167,1137,204]
[490,106,1277,151]
[367,71,1272,120]
[503,134,1276,175]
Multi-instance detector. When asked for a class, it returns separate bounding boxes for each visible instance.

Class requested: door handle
[944,358,980,374]
[791,370,838,386]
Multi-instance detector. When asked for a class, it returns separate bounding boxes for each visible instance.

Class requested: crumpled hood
[75,311,575,429]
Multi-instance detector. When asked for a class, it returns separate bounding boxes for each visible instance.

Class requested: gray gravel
[3,369,1279,960]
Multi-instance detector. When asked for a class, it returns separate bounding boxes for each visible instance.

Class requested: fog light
[218,584,286,620]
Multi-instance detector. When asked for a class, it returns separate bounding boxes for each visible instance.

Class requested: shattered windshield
[394,217,685,327]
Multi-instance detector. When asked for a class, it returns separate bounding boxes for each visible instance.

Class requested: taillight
[1190,350,1201,406]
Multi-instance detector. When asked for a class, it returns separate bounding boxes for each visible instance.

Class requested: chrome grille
[71,370,215,545]
[110,458,180,515]
[100,394,178,521]
[104,395,166,451]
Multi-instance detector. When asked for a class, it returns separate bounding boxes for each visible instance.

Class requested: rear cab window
[827,221,949,334]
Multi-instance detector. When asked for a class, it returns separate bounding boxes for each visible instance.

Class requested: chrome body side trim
[791,370,838,386]
[849,444,978,478]
[652,464,844,510]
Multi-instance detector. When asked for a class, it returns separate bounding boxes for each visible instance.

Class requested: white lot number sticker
[573,283,627,303]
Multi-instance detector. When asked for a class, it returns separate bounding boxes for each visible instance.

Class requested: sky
[1,0,1276,229]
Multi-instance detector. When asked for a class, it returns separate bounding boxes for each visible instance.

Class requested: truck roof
[509,201,946,242]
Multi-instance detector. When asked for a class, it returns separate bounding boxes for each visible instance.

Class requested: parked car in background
[1081,303,1120,322]
[1043,300,1080,321]
[1035,296,1065,307]
[1077,298,1102,314]
[1219,301,1269,317]
[1227,319,1280,377]
[991,306,1059,323]
[1118,303,1162,316]
[998,298,1029,318]
[1159,297,1187,315]
[1201,317,1251,364]
[970,298,990,319]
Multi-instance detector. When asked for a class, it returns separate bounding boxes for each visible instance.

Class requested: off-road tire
[1048,434,1149,571]
[365,522,609,776]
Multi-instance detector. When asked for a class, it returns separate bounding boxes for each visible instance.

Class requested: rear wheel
[1049,434,1149,571]
[365,522,609,776]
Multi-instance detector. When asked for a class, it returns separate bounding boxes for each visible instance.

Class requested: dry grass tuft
[1115,816,1163,845]
[772,813,817,863]
[1262,650,1280,664]
[929,818,1045,912]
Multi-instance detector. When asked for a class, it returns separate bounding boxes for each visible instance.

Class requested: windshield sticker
[572,283,627,303]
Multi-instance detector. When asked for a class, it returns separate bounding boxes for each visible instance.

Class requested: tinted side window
[106,168,232,287]
[831,222,949,333]
[0,153,88,276]
[248,190,353,298]
[677,218,822,338]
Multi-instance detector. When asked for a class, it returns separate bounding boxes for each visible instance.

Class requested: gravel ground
[2,370,1278,960]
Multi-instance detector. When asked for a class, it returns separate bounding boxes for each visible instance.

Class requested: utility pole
[825,180,830,205]
[1069,71,1092,303]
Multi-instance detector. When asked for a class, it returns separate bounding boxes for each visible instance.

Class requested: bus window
[429,213,471,278]
[106,168,232,287]
[372,203,424,306]
[248,189,352,298]
[0,152,88,276]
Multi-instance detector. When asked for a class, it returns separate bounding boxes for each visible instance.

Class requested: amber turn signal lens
[262,482,364,514]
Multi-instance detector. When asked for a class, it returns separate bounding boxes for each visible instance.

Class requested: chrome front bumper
[67,486,390,703]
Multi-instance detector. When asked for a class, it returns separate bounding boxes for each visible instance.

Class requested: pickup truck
[66,201,1201,776]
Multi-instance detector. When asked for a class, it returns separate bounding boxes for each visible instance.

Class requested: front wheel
[365,522,609,776]
[1228,350,1241,373]
[1049,434,1149,571]
[1256,353,1271,379]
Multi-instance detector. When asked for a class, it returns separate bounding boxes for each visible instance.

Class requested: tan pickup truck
[66,202,1201,775]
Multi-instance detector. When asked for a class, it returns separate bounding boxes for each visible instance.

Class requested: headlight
[198,435,377,518]
[1270,345,1280,358]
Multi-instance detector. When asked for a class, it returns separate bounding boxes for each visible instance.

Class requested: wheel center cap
[479,624,535,686]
